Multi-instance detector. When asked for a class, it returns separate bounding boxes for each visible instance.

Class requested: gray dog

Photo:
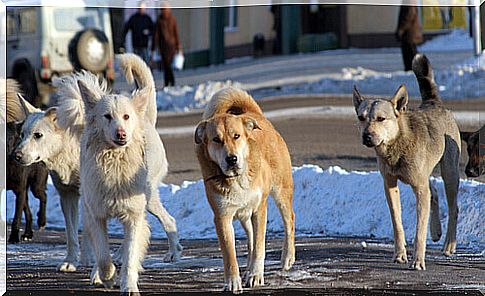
[353,54,460,270]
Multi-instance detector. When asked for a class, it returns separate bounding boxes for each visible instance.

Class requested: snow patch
[419,29,474,52]
[6,165,484,252]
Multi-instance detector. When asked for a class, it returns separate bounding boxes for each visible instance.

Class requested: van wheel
[74,29,110,72]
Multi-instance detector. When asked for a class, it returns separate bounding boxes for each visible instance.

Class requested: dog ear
[460,131,472,142]
[195,121,207,144]
[17,93,41,116]
[391,84,408,115]
[352,85,363,113]
[78,80,98,111]
[131,88,150,115]
[243,116,262,133]
[44,107,58,123]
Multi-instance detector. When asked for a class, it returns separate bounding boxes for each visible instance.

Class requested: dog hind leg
[429,179,442,242]
[440,146,460,257]
[271,187,295,271]
[146,182,182,262]
[57,194,80,272]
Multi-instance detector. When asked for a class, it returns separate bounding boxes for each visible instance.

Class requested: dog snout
[116,128,126,140]
[465,165,479,178]
[225,155,238,167]
[362,132,374,147]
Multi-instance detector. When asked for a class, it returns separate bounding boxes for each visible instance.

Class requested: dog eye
[104,114,112,120]
[376,117,386,122]
[358,115,365,121]
[234,134,240,140]
[212,137,222,143]
[33,133,43,139]
[123,114,130,120]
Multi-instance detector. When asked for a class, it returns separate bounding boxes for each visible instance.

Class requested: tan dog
[353,54,461,270]
[195,88,295,293]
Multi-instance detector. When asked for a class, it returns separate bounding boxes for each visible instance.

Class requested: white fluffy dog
[78,55,173,293]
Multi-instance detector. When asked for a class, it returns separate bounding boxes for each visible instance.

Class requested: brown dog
[460,125,484,177]
[195,88,295,293]
[353,54,461,270]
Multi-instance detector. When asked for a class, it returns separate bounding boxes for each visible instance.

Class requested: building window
[224,1,238,32]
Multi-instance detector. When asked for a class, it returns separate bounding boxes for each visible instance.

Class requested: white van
[6,5,115,101]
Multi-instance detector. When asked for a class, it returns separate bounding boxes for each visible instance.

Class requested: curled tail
[53,71,109,130]
[117,53,157,126]
[203,87,262,120]
[412,54,442,107]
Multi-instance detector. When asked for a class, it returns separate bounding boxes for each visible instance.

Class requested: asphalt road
[6,229,485,295]
[160,95,485,184]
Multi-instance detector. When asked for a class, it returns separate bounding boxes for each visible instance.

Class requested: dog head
[461,127,484,177]
[353,85,408,148]
[78,81,149,148]
[14,93,64,166]
[195,114,261,177]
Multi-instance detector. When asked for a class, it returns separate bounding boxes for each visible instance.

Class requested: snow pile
[253,53,484,100]
[6,165,484,250]
[157,80,242,112]
[156,53,484,112]
[419,29,474,52]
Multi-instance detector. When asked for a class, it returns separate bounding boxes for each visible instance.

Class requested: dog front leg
[120,212,150,295]
[214,215,242,294]
[57,194,80,272]
[85,211,116,288]
[239,217,253,282]
[411,182,431,270]
[245,199,268,288]
[384,175,408,264]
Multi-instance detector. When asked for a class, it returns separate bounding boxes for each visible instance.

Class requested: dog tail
[53,71,109,130]
[117,53,157,126]
[412,54,442,107]
[3,79,23,123]
[202,87,263,120]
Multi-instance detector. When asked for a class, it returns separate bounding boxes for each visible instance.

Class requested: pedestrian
[122,1,153,63]
[151,2,182,87]
[396,5,423,71]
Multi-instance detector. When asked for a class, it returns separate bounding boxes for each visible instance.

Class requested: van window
[6,11,18,37]
[53,8,103,32]
[19,8,37,34]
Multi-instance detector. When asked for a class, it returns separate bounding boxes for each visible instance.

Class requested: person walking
[151,3,182,87]
[122,2,153,63]
[396,5,423,71]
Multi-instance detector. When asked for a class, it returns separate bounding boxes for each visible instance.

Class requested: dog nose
[226,155,238,167]
[116,129,126,140]
[363,133,373,145]
[14,151,23,162]
[465,166,478,177]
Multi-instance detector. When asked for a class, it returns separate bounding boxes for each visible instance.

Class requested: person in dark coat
[396,5,423,71]
[122,2,153,63]
[151,3,182,87]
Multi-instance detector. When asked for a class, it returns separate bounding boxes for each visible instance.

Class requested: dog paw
[244,272,264,288]
[21,232,33,241]
[223,276,243,294]
[8,233,20,244]
[443,240,456,257]
[281,250,295,271]
[163,245,183,263]
[120,292,140,296]
[409,259,426,271]
[120,285,140,296]
[57,261,78,272]
[90,268,103,286]
[393,251,408,264]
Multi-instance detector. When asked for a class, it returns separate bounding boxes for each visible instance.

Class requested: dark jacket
[152,13,181,61]
[123,13,154,48]
[397,6,423,44]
